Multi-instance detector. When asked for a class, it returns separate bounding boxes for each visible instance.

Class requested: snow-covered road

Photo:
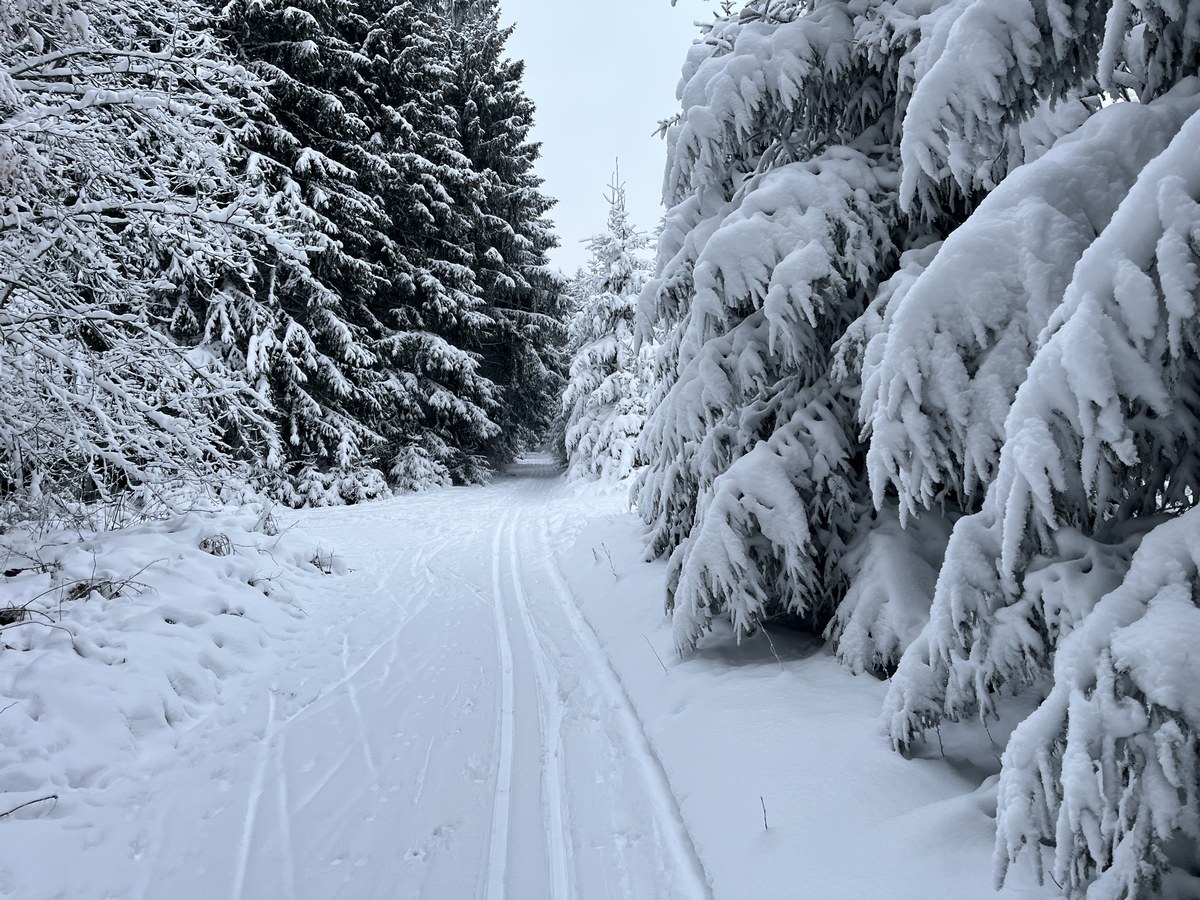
[114,461,706,899]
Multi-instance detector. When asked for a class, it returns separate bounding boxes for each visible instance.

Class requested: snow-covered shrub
[563,178,653,481]
[284,465,393,508]
[0,0,351,514]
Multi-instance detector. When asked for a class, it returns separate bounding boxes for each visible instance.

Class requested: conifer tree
[563,174,652,480]
[868,11,1200,892]
[446,0,568,464]
[217,0,395,505]
[220,0,504,495]
[645,0,1200,892]
[356,0,500,487]
[884,42,1200,892]
[637,0,967,652]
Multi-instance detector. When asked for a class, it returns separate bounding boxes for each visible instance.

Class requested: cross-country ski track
[55,459,711,900]
[1,458,1062,900]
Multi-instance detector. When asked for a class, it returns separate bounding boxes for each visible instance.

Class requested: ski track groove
[273,726,298,900]
[506,506,573,900]
[232,689,276,900]
[340,634,381,786]
[270,583,433,741]
[131,790,171,900]
[485,508,518,900]
[412,735,436,807]
[293,742,358,813]
[530,483,715,900]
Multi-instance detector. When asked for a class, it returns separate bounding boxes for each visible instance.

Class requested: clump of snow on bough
[996,507,1200,899]
[0,505,343,822]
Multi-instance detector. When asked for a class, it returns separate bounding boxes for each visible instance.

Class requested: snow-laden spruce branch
[641,0,1200,893]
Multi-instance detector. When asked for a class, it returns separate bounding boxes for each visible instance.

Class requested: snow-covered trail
[2,462,1063,900]
[110,461,707,900]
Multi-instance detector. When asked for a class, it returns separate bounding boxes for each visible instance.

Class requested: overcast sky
[496,2,706,274]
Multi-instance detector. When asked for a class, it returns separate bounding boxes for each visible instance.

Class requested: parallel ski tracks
[506,508,573,900]
[529,505,713,900]
[485,509,519,900]
[482,478,712,900]
[193,474,710,900]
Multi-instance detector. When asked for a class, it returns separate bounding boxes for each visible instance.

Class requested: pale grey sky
[496,1,706,274]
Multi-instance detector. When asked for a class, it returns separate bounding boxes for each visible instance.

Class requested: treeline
[0,0,564,515]
[639,1,1200,896]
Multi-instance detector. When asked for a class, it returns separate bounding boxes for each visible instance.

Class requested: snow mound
[0,506,340,824]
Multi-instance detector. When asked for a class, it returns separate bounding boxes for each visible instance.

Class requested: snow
[0,504,335,897]
[557,480,1054,900]
[2,465,1058,898]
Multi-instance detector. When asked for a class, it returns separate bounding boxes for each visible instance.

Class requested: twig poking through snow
[0,617,77,646]
[642,633,669,675]
[759,622,785,673]
[760,796,768,830]
[308,548,340,575]
[0,794,58,820]
[980,717,1002,768]
[592,543,618,580]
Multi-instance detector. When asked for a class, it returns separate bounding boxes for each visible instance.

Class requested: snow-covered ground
[1,460,1055,898]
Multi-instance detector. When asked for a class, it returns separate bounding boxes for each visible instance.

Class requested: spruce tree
[562,175,652,481]
[644,0,1200,893]
[220,0,505,495]
[895,60,1200,900]
[446,0,568,465]
[637,0,963,652]
[355,0,500,487]
[216,0,396,505]
[870,11,1200,892]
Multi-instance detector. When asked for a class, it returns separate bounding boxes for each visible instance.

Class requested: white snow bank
[0,506,339,832]
[547,484,1054,900]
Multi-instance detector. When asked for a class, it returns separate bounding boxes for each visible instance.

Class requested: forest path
[130,456,708,900]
